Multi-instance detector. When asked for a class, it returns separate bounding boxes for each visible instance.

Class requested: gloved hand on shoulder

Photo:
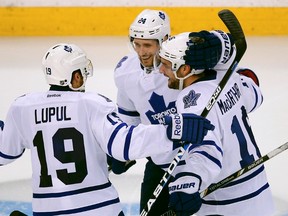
[164,113,214,146]
[184,30,235,70]
[168,174,202,216]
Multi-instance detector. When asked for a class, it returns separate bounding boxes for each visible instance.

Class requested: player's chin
[140,58,153,67]
[168,80,177,89]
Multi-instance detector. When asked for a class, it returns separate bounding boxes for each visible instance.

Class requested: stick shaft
[201,142,288,197]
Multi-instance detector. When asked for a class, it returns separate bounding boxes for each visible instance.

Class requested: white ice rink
[0,36,287,215]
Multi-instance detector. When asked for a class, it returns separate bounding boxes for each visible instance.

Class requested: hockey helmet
[129,9,171,44]
[159,32,204,90]
[42,43,93,90]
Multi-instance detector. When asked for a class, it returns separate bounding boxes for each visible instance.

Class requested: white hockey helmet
[159,32,189,71]
[159,32,204,90]
[129,9,171,44]
[42,43,93,90]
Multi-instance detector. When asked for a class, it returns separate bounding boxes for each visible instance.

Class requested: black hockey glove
[107,155,136,175]
[184,30,222,69]
[168,174,202,216]
[184,30,234,70]
[169,191,202,216]
[164,113,214,146]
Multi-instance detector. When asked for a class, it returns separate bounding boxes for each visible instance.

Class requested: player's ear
[71,70,82,81]
[70,69,83,88]
[182,64,192,76]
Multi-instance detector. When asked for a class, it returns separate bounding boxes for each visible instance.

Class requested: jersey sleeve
[237,72,263,113]
[114,54,141,126]
[174,82,224,191]
[116,90,141,126]
[173,123,223,191]
[0,104,26,165]
[87,95,172,161]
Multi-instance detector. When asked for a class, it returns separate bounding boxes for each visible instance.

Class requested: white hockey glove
[168,174,202,216]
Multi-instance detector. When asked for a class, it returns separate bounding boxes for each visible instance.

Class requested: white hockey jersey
[114,53,182,166]
[114,53,180,125]
[0,90,174,215]
[175,69,274,216]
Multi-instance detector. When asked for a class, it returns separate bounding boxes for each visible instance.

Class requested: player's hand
[184,30,234,70]
[0,120,4,131]
[164,113,214,145]
[184,30,222,70]
[168,175,202,216]
[109,158,136,175]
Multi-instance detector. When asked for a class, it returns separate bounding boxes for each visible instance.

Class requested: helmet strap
[173,69,194,90]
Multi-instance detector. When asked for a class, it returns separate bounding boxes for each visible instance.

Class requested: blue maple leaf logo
[145,92,177,124]
[183,90,201,109]
[64,45,72,53]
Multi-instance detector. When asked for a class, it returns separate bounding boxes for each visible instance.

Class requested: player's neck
[184,73,204,88]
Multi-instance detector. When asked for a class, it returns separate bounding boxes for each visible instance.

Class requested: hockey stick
[161,142,288,216]
[140,9,247,216]
[201,141,288,196]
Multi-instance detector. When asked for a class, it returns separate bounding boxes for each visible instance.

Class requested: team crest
[64,45,72,53]
[183,90,201,109]
[146,92,177,124]
[159,12,166,20]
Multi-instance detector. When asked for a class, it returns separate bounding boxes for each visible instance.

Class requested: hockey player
[113,9,181,215]
[158,30,275,215]
[0,43,214,215]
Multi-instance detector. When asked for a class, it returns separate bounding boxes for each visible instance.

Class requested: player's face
[132,39,160,68]
[159,58,179,89]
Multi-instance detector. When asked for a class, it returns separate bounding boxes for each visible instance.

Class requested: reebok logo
[172,114,182,138]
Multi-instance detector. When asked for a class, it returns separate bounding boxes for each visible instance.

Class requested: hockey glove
[184,30,234,70]
[169,174,202,216]
[237,68,260,86]
[0,120,4,131]
[110,158,136,175]
[184,30,222,69]
[164,113,214,145]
